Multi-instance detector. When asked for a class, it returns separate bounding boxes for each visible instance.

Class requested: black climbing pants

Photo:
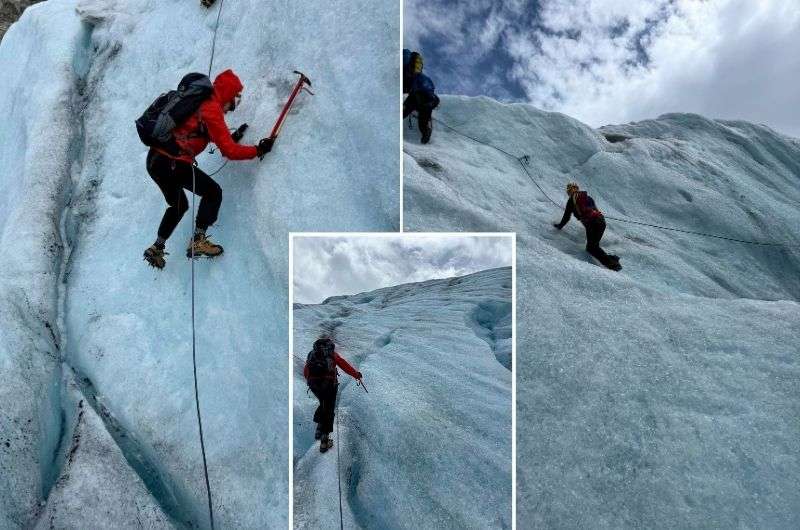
[403,92,434,142]
[584,216,610,263]
[310,379,338,435]
[146,150,222,240]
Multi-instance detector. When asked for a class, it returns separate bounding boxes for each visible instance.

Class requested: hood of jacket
[213,69,244,106]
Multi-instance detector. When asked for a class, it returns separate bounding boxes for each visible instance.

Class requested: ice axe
[357,378,369,394]
[268,70,313,143]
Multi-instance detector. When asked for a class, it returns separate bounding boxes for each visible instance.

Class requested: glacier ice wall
[293,267,512,529]
[0,0,398,527]
[404,95,800,528]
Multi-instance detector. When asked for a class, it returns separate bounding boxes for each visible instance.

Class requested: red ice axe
[269,70,313,142]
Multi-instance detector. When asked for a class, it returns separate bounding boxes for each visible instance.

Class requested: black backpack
[135,73,213,155]
[306,339,335,379]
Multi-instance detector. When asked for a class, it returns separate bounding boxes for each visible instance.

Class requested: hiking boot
[186,233,224,258]
[603,256,622,271]
[143,245,166,269]
[201,0,216,7]
[314,425,322,440]
[420,123,432,144]
[320,434,333,453]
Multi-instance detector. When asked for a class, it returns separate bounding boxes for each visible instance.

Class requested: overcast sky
[404,0,800,137]
[292,235,513,304]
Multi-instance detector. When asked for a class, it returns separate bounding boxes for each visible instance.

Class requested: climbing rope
[207,0,225,76]
[204,0,233,179]
[206,159,229,177]
[601,215,789,246]
[428,115,796,248]
[190,165,215,530]
[186,2,228,528]
[431,116,519,160]
[515,156,562,209]
[335,387,344,530]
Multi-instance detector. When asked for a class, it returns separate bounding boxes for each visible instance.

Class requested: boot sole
[143,253,165,270]
[186,249,224,259]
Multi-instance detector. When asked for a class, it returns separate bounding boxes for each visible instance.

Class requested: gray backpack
[135,73,213,155]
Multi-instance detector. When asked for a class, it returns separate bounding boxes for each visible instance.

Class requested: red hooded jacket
[165,69,258,163]
[304,351,361,382]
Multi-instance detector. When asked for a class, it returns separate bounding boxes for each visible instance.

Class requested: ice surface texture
[404,95,800,527]
[0,0,398,527]
[293,267,512,529]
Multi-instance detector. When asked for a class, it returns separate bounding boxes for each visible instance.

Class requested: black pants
[403,92,434,141]
[585,217,611,263]
[310,379,338,435]
[147,150,222,240]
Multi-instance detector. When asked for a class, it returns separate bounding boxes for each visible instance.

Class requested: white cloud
[515,0,800,136]
[407,0,800,137]
[292,235,513,304]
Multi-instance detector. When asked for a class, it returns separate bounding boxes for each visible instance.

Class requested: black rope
[516,156,562,209]
[183,2,229,527]
[207,0,225,77]
[430,115,796,248]
[206,159,229,177]
[431,116,519,159]
[190,165,215,530]
[335,390,344,530]
[602,215,788,246]
[205,127,241,175]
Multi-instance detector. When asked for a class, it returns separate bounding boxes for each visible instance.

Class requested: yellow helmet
[566,182,580,195]
[412,53,423,74]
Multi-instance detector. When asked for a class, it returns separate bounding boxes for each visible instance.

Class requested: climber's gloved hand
[231,123,248,143]
[256,137,275,158]
[355,372,363,380]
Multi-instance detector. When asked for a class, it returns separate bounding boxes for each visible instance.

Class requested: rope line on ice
[335,393,345,530]
[207,0,225,76]
[333,378,369,530]
[204,0,230,177]
[429,116,796,248]
[187,2,228,529]
[190,165,215,530]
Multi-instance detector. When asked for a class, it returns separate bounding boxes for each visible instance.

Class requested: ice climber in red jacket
[304,338,362,452]
[143,69,273,269]
[554,182,621,271]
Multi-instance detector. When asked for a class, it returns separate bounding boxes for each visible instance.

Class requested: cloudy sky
[292,235,513,304]
[404,0,800,137]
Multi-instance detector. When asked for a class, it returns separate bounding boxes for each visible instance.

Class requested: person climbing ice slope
[139,69,274,269]
[304,338,362,453]
[403,49,439,144]
[554,182,621,271]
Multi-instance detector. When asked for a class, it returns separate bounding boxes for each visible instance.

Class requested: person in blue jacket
[403,49,439,144]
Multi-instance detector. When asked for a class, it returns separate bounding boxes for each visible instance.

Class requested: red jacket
[304,351,361,381]
[165,69,258,163]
